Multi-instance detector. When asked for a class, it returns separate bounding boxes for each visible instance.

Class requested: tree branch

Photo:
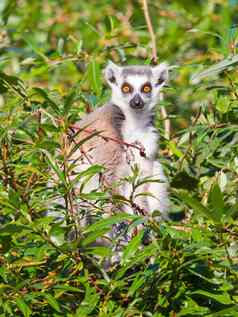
[141,0,157,64]
[141,0,171,139]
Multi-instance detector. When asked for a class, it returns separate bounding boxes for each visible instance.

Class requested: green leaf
[128,275,145,297]
[209,183,225,219]
[49,225,66,246]
[177,297,209,316]
[86,246,112,257]
[67,129,102,159]
[205,306,238,317]
[171,171,199,190]
[16,298,32,317]
[53,285,83,293]
[168,140,184,158]
[24,37,49,62]
[165,226,191,240]
[122,230,144,263]
[2,0,17,24]
[40,149,66,184]
[175,190,220,222]
[216,95,231,114]
[86,59,102,96]
[68,164,104,190]
[63,90,76,114]
[82,228,110,246]
[0,71,27,98]
[42,293,61,313]
[75,285,99,316]
[225,202,238,219]
[111,194,130,203]
[0,224,31,235]
[8,188,21,207]
[79,191,108,200]
[84,213,137,234]
[190,289,233,305]
[33,88,61,115]
[191,54,238,84]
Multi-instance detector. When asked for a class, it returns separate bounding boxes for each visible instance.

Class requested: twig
[70,123,146,157]
[141,0,157,64]
[8,260,47,269]
[160,92,171,140]
[140,0,171,139]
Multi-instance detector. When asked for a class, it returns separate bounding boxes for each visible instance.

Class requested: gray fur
[122,65,153,78]
[111,104,125,137]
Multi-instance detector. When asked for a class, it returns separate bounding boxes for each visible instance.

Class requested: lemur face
[104,61,168,112]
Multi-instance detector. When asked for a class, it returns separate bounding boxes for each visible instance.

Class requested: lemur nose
[129,94,144,110]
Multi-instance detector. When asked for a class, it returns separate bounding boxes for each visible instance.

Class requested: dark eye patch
[121,82,133,94]
[109,75,116,83]
[156,70,167,86]
[157,77,164,86]
[141,82,152,94]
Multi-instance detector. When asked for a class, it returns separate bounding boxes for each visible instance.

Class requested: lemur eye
[121,83,133,94]
[142,83,152,93]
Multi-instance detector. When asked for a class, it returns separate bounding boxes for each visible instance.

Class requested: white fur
[103,62,170,217]
[118,114,169,217]
[148,161,169,215]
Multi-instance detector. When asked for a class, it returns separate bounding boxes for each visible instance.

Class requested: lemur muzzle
[129,94,144,110]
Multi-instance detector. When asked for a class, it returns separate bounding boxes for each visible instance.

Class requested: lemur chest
[121,121,158,160]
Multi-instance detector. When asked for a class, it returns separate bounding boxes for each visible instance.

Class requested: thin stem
[140,0,171,139]
[160,92,171,140]
[70,124,146,157]
[141,0,157,64]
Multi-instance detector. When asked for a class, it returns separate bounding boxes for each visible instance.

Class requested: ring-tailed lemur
[70,61,169,218]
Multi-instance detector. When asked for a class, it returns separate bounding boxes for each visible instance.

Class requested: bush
[0,0,238,316]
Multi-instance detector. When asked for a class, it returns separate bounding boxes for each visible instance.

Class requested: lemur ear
[104,61,121,86]
[152,62,169,87]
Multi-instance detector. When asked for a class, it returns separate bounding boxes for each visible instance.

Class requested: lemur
[70,61,169,220]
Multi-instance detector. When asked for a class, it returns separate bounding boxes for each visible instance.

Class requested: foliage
[0,0,238,316]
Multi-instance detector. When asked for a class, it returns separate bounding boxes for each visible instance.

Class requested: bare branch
[70,123,146,157]
[160,92,171,140]
[141,0,157,64]
[140,0,171,139]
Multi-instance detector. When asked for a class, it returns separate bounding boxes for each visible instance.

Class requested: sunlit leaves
[16,298,32,317]
[0,72,27,98]
[1,0,17,25]
[0,0,238,316]
[85,59,102,97]
[191,54,238,84]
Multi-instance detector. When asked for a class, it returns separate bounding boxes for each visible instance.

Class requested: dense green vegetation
[0,0,238,316]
